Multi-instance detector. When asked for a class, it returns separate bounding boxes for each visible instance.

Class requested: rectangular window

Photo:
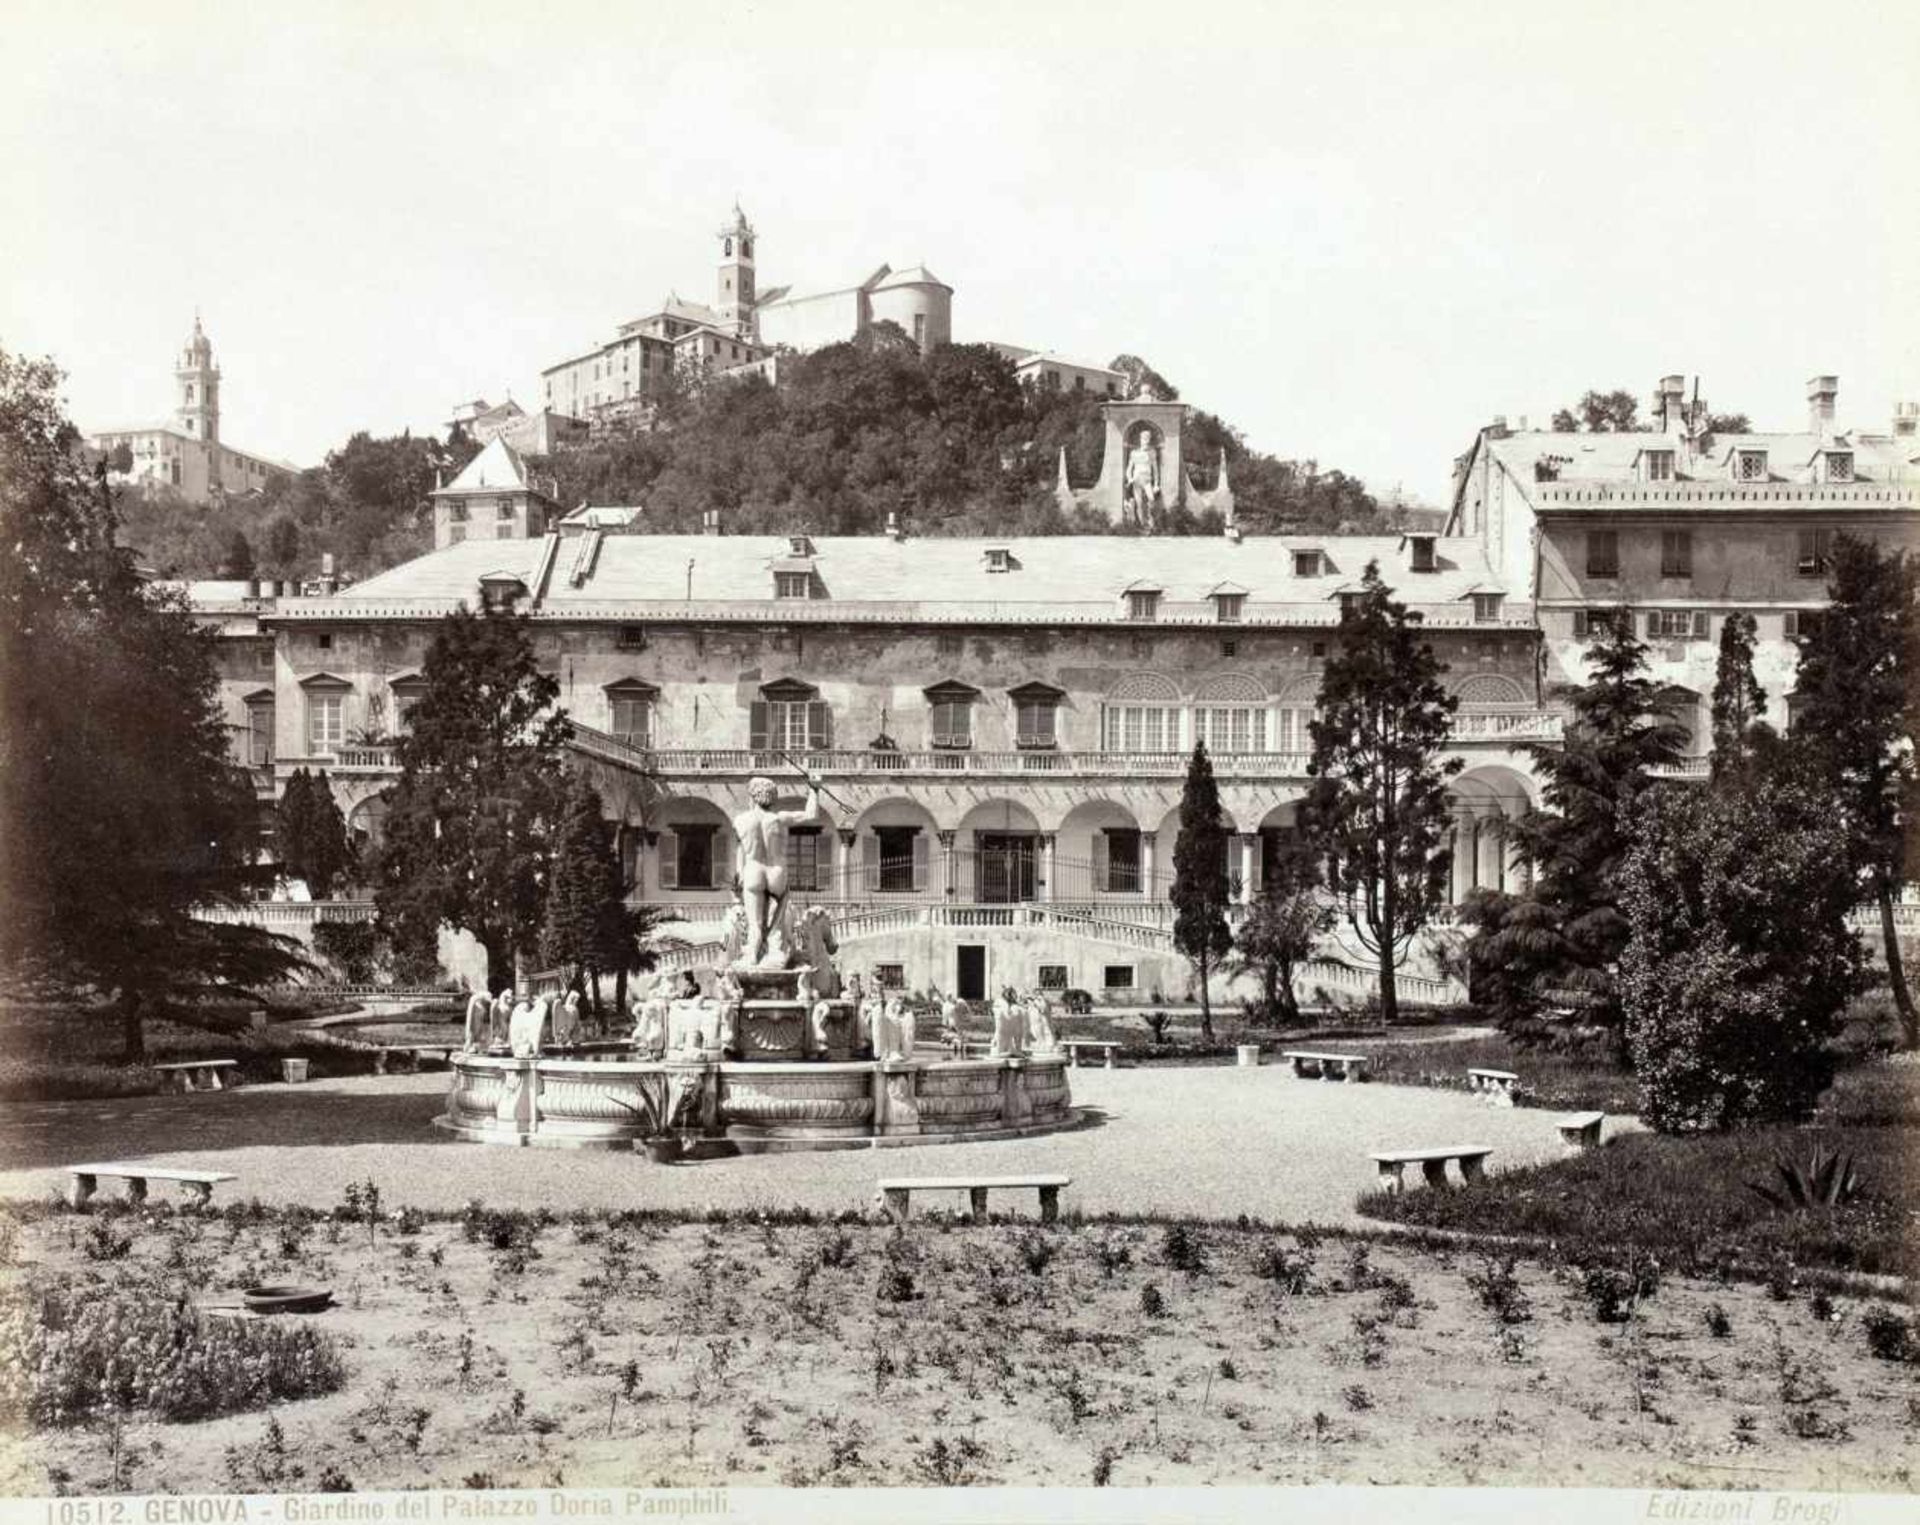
[247,704,274,766]
[1661,530,1692,578]
[1214,594,1245,623]
[675,826,718,890]
[1037,964,1069,991]
[1472,593,1504,623]
[1102,705,1180,753]
[929,699,972,748]
[610,697,652,747]
[1646,609,1703,640]
[1195,706,1266,754]
[1102,964,1136,993]
[761,699,827,752]
[1586,530,1619,579]
[617,625,647,650]
[937,633,964,655]
[1126,591,1160,622]
[1292,550,1321,578]
[1015,696,1058,749]
[775,572,810,599]
[875,964,906,991]
[1736,450,1769,482]
[1797,529,1834,577]
[1104,829,1142,892]
[1786,609,1826,641]
[1826,452,1854,483]
[1645,450,1674,482]
[1409,538,1435,572]
[307,693,343,754]
[785,826,823,892]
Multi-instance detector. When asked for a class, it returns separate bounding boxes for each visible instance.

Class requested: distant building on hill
[446,396,587,456]
[87,315,297,505]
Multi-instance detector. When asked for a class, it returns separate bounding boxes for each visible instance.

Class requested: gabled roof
[872,264,951,293]
[440,437,532,496]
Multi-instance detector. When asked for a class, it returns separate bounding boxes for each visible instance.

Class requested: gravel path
[0,1065,1635,1223]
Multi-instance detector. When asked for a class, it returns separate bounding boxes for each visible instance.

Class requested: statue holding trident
[731,770,824,968]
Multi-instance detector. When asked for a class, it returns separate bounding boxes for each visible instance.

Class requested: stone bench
[152,1059,239,1093]
[68,1163,238,1208]
[877,1173,1071,1225]
[1556,1111,1605,1151]
[1062,1040,1121,1069]
[1368,1145,1492,1194]
[1468,1067,1520,1105]
[1282,1050,1371,1081]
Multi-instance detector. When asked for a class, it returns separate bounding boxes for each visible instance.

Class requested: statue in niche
[1123,428,1160,529]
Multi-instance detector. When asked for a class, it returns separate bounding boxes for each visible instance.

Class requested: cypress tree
[1709,610,1770,779]
[1171,741,1233,1041]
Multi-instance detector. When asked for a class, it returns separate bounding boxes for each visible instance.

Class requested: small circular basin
[242,1284,333,1314]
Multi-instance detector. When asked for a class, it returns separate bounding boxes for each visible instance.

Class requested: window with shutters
[1797,529,1834,577]
[672,825,718,890]
[1647,609,1706,640]
[1661,530,1692,578]
[872,826,923,893]
[1010,683,1062,749]
[1573,609,1625,641]
[1103,829,1142,892]
[784,826,824,892]
[609,695,652,746]
[245,699,274,766]
[923,681,977,749]
[1586,530,1619,578]
[750,681,830,754]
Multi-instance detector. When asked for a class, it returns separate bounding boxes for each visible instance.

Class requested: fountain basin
[435,1051,1075,1153]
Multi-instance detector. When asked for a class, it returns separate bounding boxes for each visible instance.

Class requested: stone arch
[346,795,389,859]
[1106,671,1183,704]
[1446,764,1538,903]
[652,797,732,898]
[1193,672,1268,703]
[1057,797,1143,900]
[850,798,941,899]
[1453,673,1528,706]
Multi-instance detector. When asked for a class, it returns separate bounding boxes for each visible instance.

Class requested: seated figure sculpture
[1024,991,1059,1055]
[508,995,549,1059]
[875,993,915,1062]
[630,992,668,1059]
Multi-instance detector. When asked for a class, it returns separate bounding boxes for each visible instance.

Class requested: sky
[3,0,1916,506]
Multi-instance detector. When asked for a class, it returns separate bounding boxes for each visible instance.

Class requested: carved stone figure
[1124,430,1160,527]
[731,773,822,968]
[717,897,750,970]
[463,991,491,1054]
[990,985,1027,1057]
[552,990,583,1048]
[793,904,840,998]
[857,984,885,1058]
[509,996,548,1059]
[1024,992,1059,1055]
[489,990,514,1050]
[875,994,914,1062]
[631,995,668,1059]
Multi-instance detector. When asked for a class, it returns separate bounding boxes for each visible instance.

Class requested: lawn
[1,1199,1915,1494]
[1345,1032,1642,1114]
[1361,1059,1920,1282]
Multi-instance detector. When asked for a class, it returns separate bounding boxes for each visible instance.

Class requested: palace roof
[289,531,1522,627]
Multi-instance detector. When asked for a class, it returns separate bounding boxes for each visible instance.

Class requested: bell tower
[716,203,757,341]
[175,312,221,450]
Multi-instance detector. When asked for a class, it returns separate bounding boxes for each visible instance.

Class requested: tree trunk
[1277,961,1300,1025]
[614,967,629,1030]
[1378,938,1399,1026]
[118,988,146,1063]
[1878,884,1919,1049]
[1196,957,1215,1043]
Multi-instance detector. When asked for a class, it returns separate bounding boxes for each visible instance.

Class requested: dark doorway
[977,833,1038,903]
[956,944,987,1002]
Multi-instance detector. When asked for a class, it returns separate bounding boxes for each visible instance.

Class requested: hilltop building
[87,315,297,504]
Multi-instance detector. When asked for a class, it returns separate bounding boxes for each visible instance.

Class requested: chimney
[1656,374,1687,433]
[1893,401,1918,439]
[885,509,905,541]
[1489,415,1509,439]
[701,507,721,536]
[321,552,336,578]
[1808,375,1839,436]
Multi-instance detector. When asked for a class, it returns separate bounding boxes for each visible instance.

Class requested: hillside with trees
[115,330,1404,581]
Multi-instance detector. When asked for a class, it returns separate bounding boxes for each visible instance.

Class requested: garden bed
[0,1199,1913,1494]
[1360,1060,1920,1282]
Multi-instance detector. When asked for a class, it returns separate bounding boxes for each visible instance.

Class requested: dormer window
[478,574,528,611]
[1408,536,1436,573]
[1214,593,1245,623]
[1824,450,1854,483]
[1337,591,1363,618]
[1735,449,1769,483]
[984,546,1013,573]
[787,535,814,557]
[1472,593,1505,624]
[1643,449,1674,483]
[774,571,811,600]
[1292,549,1322,578]
[1125,590,1161,622]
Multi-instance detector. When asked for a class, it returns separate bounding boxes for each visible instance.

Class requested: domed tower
[716,203,757,341]
[175,312,220,449]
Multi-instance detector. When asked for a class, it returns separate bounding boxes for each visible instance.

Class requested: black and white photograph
[0,1,1915,1516]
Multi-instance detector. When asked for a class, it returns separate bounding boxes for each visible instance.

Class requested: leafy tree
[1709,609,1771,779]
[276,768,353,897]
[1702,412,1751,435]
[539,776,656,1017]
[372,607,569,992]
[1551,390,1643,433]
[1303,561,1460,1023]
[1790,533,1920,1047]
[1620,771,1862,1130]
[1465,610,1686,1044]
[1108,354,1179,401]
[1226,837,1332,1025]
[0,348,304,1058]
[1170,742,1234,1041]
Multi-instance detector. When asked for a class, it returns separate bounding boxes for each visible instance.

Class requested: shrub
[1159,1223,1209,1276]
[1579,1259,1659,1323]
[1251,1239,1319,1295]
[1465,1257,1532,1324]
[1748,1146,1863,1210]
[1705,1303,1733,1338]
[1141,1011,1173,1044]
[0,1284,346,1424]
[1862,1306,1917,1363]
[1139,1283,1166,1318]
[1016,1229,1057,1276]
[1619,775,1861,1132]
